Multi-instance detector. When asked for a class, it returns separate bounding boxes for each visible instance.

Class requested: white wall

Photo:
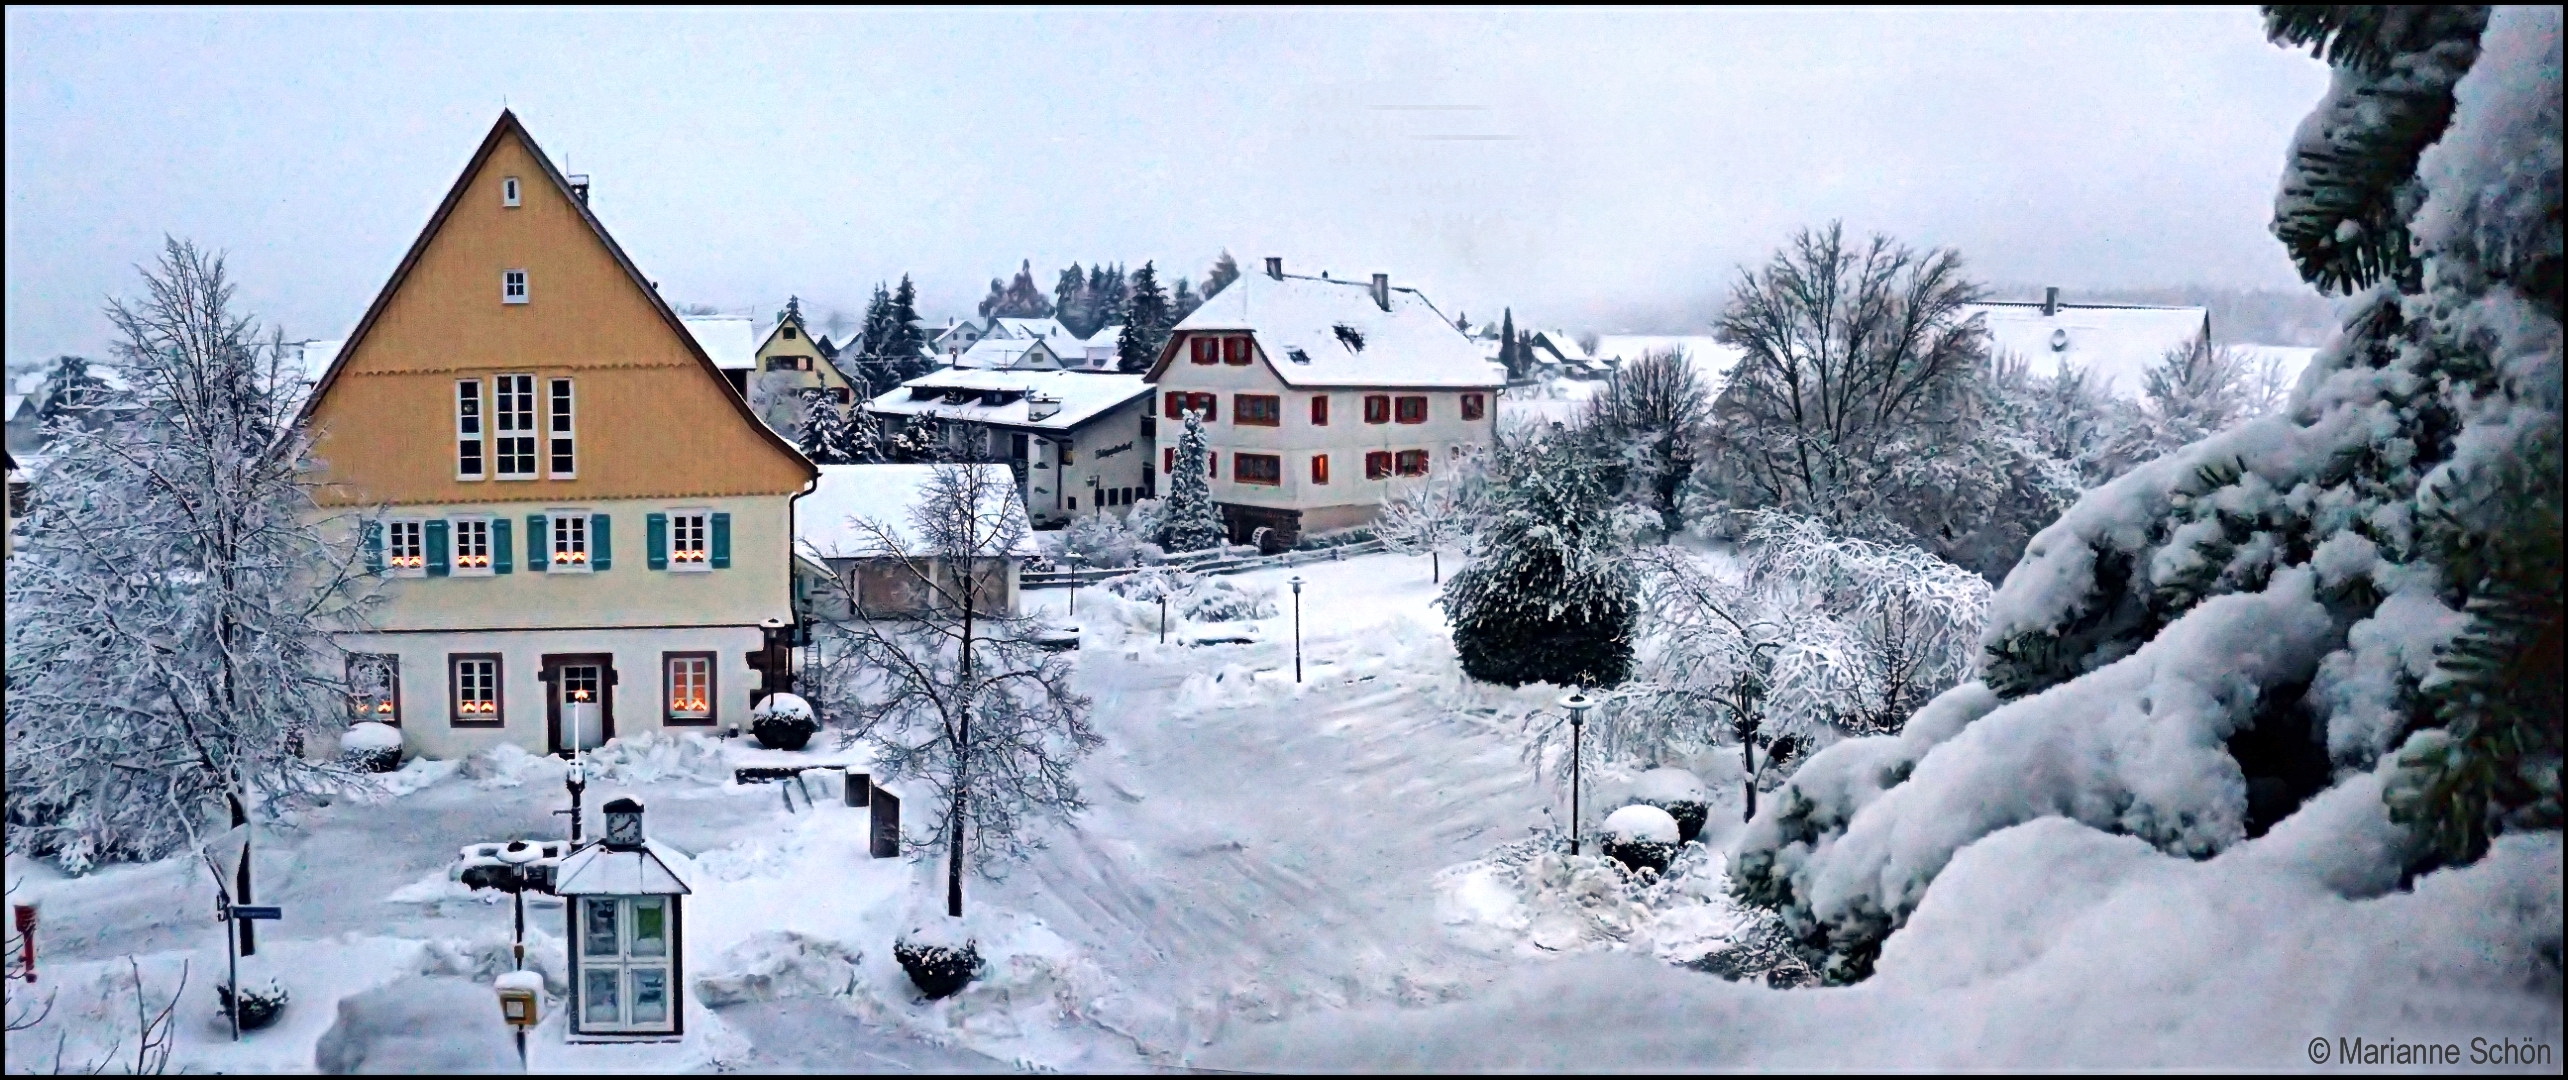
[1151,354,1496,515]
[362,493,797,632]
[339,624,765,760]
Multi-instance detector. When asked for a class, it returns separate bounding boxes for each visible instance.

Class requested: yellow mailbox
[496,971,542,1030]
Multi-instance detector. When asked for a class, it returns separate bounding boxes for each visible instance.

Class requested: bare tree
[1581,349,1713,535]
[1698,223,1988,540]
[806,465,1099,919]
[1376,445,1487,583]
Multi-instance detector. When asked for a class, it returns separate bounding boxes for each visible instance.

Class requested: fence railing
[1023,538,1391,589]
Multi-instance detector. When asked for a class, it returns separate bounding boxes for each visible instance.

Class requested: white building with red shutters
[1143,258,1505,544]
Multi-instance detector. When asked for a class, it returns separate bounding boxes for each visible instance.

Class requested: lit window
[665,654,713,723]
[348,653,401,723]
[494,374,537,478]
[502,177,522,207]
[452,517,493,574]
[551,513,590,569]
[548,378,576,478]
[669,511,710,569]
[451,654,501,724]
[503,269,529,304]
[1312,454,1330,484]
[456,379,487,479]
[386,519,426,575]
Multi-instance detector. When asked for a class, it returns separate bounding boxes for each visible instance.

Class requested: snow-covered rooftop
[953,337,1068,371]
[681,316,759,371]
[1086,324,1126,348]
[865,368,1149,432]
[282,339,344,413]
[2234,343,2321,393]
[992,317,1072,342]
[552,839,691,896]
[1169,270,1503,390]
[799,463,1040,559]
[1966,302,2210,396]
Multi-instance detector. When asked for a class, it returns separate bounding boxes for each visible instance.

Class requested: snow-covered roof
[1166,271,1504,390]
[865,367,1149,432]
[282,339,344,413]
[1966,302,2210,396]
[1532,329,1589,360]
[799,463,1040,559]
[953,337,1071,371]
[681,316,760,371]
[552,840,691,896]
[1589,334,1746,390]
[991,317,1070,341]
[1086,324,1126,348]
[2235,344,2321,392]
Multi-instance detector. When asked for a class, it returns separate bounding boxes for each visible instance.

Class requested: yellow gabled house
[301,111,817,760]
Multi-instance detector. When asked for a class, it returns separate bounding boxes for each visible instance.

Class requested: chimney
[568,174,592,206]
[1264,256,1283,280]
[2042,286,2059,316]
[1371,273,1391,312]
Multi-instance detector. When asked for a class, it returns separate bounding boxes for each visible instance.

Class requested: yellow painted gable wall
[306,130,811,508]
[754,314,858,394]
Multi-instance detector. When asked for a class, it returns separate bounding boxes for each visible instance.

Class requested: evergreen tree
[977,261,1053,319]
[1444,429,1637,688]
[855,282,897,396]
[841,399,887,463]
[1497,308,1522,381]
[1171,276,1201,322]
[886,275,929,382]
[1154,412,1227,552]
[1203,250,1241,299]
[1092,264,1128,331]
[1053,264,1089,337]
[798,388,851,464]
[1117,261,1172,374]
[33,354,112,428]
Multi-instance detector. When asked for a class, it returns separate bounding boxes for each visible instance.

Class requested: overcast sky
[5,6,2330,364]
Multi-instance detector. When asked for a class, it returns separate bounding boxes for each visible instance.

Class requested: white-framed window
[669,510,710,570]
[547,378,576,478]
[502,176,522,207]
[577,896,674,1033]
[494,374,537,479]
[347,653,401,724]
[503,269,529,304]
[386,518,427,576]
[455,379,486,479]
[450,516,493,575]
[550,511,591,571]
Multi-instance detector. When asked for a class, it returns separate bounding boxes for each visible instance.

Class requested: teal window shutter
[363,519,384,574]
[710,512,732,569]
[425,519,450,577]
[647,513,668,569]
[590,513,613,570]
[492,517,513,574]
[527,514,547,572]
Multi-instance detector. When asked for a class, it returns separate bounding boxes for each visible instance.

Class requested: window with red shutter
[1191,337,1217,364]
[1188,392,1217,421]
[1222,337,1250,365]
[1395,395,1427,423]
[1235,394,1280,426]
[1364,395,1390,424]
[1165,391,1184,419]
[1311,395,1329,425]
[1165,447,1175,473]
[1311,454,1330,484]
[1461,393,1485,420]
[1365,451,1392,480]
[1207,451,1218,477]
[1396,449,1430,476]
[1235,453,1281,485]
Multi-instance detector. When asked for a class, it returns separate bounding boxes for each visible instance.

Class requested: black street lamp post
[1559,691,1594,854]
[1288,575,1305,682]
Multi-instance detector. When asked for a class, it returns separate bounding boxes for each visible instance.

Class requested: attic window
[1287,348,1313,365]
[503,269,529,304]
[942,389,977,405]
[908,387,943,401]
[982,390,1025,406]
[1333,324,1366,352]
[502,177,521,207]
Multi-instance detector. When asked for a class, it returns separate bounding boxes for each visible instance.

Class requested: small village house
[1143,259,1505,545]
[751,298,864,406]
[681,315,759,398]
[795,463,1038,619]
[298,111,817,761]
[862,367,1155,527]
[1965,287,2212,396]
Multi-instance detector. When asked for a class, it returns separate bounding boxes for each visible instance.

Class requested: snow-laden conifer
[1443,429,1637,688]
[1154,412,1226,552]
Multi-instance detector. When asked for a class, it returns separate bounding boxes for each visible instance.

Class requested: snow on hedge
[1603,805,1680,845]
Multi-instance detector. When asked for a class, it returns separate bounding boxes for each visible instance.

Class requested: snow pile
[458,742,564,787]
[1434,838,1757,965]
[751,692,814,723]
[579,730,732,784]
[416,922,570,995]
[694,930,863,1006]
[312,974,520,1074]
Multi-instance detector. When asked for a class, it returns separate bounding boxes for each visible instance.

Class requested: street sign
[226,905,282,921]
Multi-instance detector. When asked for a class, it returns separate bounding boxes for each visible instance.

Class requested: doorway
[542,653,617,755]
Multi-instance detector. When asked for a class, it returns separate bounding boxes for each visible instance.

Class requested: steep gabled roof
[1146,270,1503,389]
[1965,300,2211,397]
[296,111,812,480]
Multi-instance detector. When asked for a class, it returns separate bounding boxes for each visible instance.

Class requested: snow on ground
[8,547,2558,1071]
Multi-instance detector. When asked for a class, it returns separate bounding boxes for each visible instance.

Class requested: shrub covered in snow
[340,722,404,774]
[894,913,984,1001]
[1445,428,1638,688]
[1601,804,1681,875]
[1102,569,1278,622]
[1733,7,2562,985]
[1055,506,1164,569]
[751,692,819,751]
[1630,768,1711,844]
[215,975,290,1031]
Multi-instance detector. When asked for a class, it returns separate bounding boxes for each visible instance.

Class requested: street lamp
[1559,691,1594,854]
[1288,575,1305,682]
[1067,553,1085,616]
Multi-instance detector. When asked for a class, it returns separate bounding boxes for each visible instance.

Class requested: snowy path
[1002,552,1557,1056]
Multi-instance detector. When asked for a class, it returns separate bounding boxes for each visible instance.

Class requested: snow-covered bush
[215,976,290,1031]
[1631,768,1711,844]
[894,911,984,1000]
[1733,6,2561,985]
[1601,804,1681,875]
[1445,428,1638,688]
[1155,413,1227,553]
[340,722,404,774]
[1057,507,1162,569]
[751,692,818,751]
[1177,577,1277,622]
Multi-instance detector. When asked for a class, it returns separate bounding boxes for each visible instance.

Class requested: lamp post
[494,840,540,975]
[1067,553,1085,616]
[1158,594,1168,643]
[558,758,588,847]
[1559,691,1594,854]
[1288,575,1305,682]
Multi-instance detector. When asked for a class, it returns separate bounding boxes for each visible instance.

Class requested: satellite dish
[2049,328,2071,352]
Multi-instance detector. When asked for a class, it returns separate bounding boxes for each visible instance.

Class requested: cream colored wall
[754,317,856,393]
[1151,335,1497,513]
[357,494,795,632]
[1047,398,1154,523]
[335,624,764,760]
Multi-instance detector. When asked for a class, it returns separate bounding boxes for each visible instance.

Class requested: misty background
[6,6,2341,372]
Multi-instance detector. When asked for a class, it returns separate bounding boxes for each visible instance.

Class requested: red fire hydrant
[11,903,35,983]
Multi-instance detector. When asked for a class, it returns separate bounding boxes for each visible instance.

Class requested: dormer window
[503,269,529,304]
[502,177,522,207]
[782,326,798,340]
